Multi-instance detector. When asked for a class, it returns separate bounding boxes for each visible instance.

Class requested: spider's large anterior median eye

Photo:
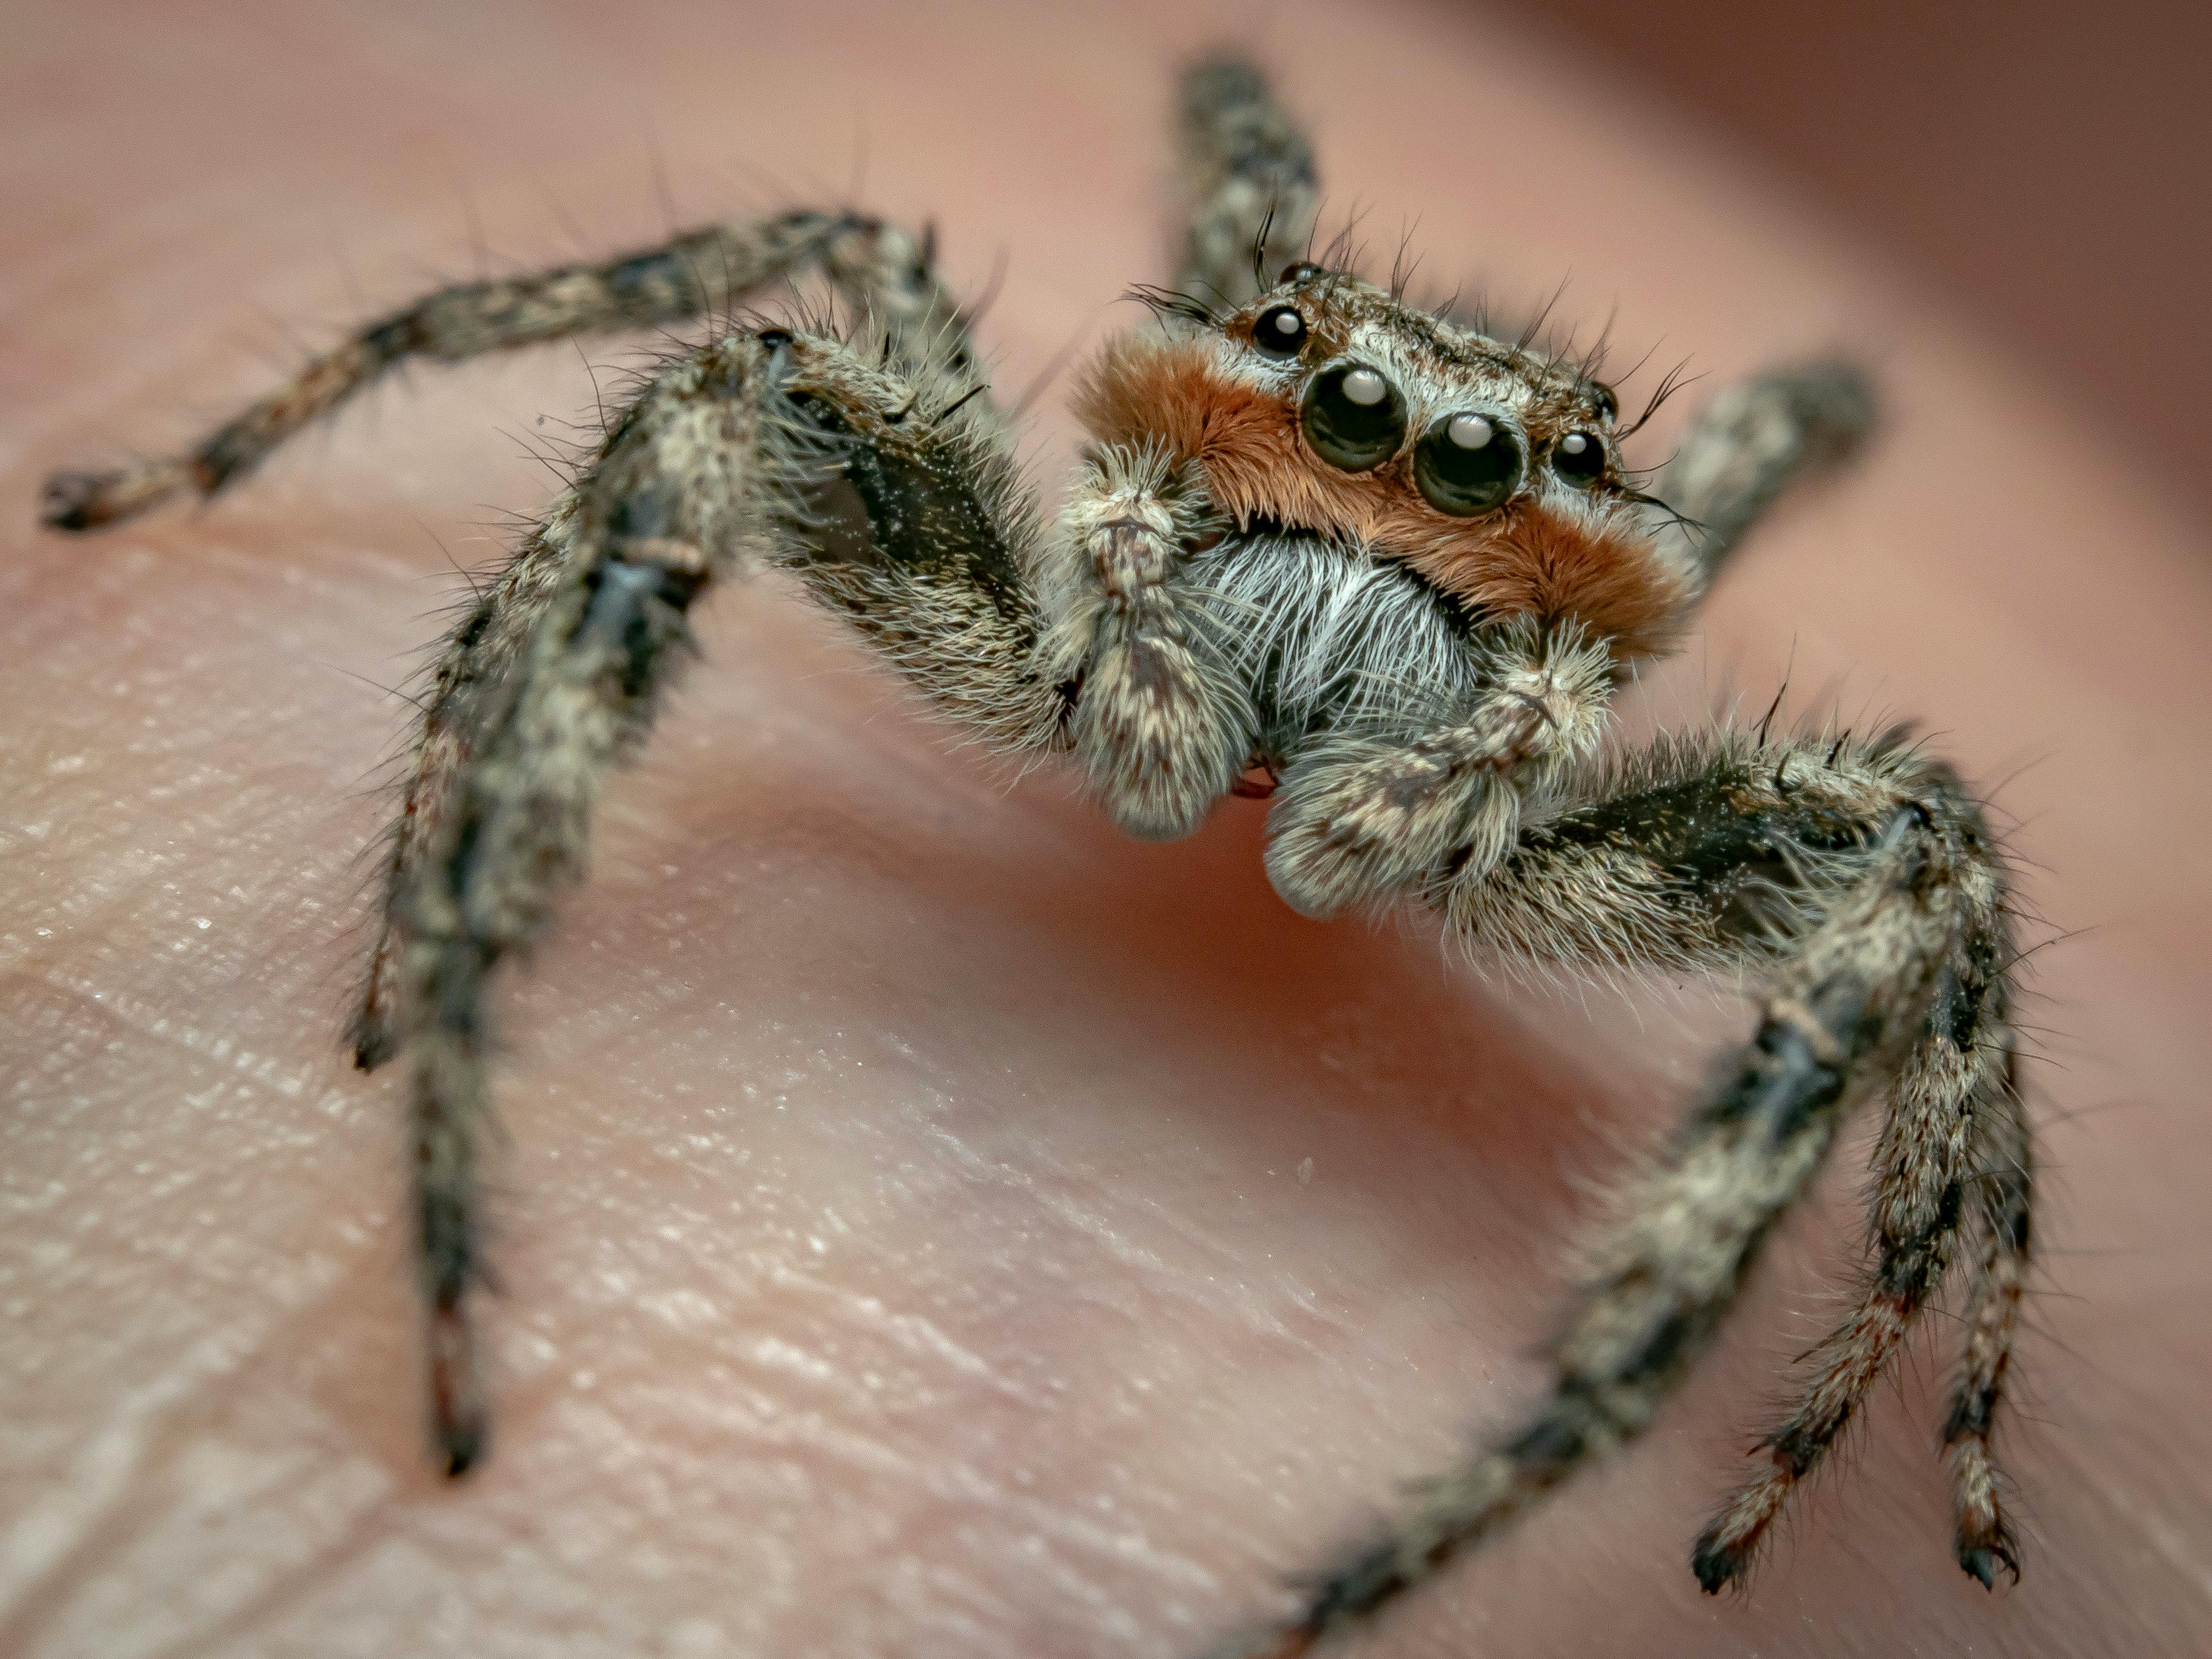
[1414,412,1523,516]
[1551,429,1608,486]
[1300,363,1406,472]
[1253,306,1308,358]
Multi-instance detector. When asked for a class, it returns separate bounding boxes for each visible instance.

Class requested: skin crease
[4,0,2212,1655]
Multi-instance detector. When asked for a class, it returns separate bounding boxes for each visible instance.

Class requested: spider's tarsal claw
[442,1425,483,1480]
[350,1009,396,1073]
[1957,1529,2020,1590]
[41,465,159,531]
[40,470,106,531]
[428,1301,486,1479]
[1693,1537,1747,1595]
[45,454,205,531]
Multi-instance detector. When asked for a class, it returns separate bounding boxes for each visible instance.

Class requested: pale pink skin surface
[5,2,2211,1655]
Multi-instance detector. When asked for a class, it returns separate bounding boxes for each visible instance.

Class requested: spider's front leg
[1038,447,1257,841]
[1261,619,1613,918]
[41,207,967,532]
[347,211,996,1065]
[378,322,1055,1471]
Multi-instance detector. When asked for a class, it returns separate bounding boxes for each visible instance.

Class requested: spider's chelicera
[42,57,2034,1659]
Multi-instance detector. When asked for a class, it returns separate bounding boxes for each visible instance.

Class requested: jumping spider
[42,57,2032,1659]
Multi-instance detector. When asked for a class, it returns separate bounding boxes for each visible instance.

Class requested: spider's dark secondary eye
[1278,261,1324,284]
[1300,363,1406,472]
[1253,306,1308,358]
[1551,430,1608,486]
[1413,412,1524,516]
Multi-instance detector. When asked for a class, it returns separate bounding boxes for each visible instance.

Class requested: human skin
[5,1,2211,1656]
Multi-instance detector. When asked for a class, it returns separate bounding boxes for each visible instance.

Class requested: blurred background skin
[5,2,2211,1658]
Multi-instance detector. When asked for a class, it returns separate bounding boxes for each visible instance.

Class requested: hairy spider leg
[346,212,982,1069]
[1212,727,2028,1657]
[387,322,1058,1472]
[40,208,970,531]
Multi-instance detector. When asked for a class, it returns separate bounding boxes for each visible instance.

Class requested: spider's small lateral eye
[1278,261,1324,285]
[1414,412,1524,516]
[1590,382,1619,422]
[1551,430,1609,486]
[1301,363,1406,472]
[1253,306,1309,359]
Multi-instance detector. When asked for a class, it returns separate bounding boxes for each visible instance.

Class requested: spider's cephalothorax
[1049,263,1688,883]
[43,56,2032,1659]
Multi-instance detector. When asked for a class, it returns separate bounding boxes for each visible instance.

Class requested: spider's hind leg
[1176,57,1319,309]
[1209,728,2032,1658]
[379,322,1053,1470]
[1945,1075,2033,1585]
[1691,819,2019,1588]
[1653,361,1877,592]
